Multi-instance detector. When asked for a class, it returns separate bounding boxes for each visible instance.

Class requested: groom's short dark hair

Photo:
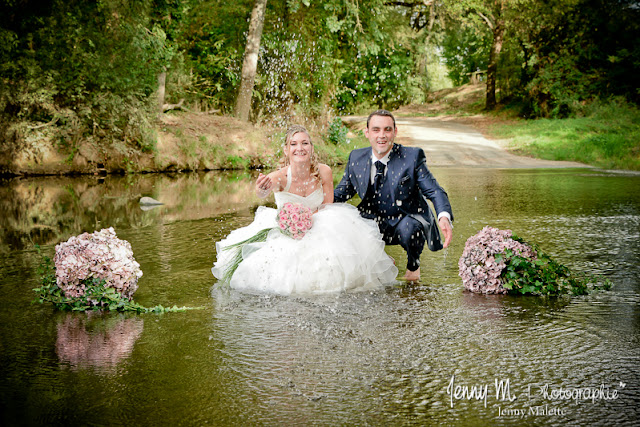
[367,109,396,129]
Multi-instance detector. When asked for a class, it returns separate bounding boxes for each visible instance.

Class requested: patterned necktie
[374,161,385,192]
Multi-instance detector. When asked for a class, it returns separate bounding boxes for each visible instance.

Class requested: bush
[0,1,173,155]
[324,117,349,146]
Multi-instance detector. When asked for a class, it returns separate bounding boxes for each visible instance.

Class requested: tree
[478,1,504,110]
[179,0,435,120]
[390,1,497,108]
[231,0,425,120]
[0,0,175,151]
[440,24,489,86]
[149,0,190,113]
[235,0,268,121]
[514,0,640,116]
[442,0,510,110]
[178,1,249,111]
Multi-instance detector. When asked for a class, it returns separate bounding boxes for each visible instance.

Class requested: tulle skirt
[212,203,398,295]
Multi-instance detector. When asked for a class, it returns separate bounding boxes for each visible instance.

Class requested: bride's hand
[255,173,273,198]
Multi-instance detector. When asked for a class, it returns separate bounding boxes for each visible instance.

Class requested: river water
[0,167,638,426]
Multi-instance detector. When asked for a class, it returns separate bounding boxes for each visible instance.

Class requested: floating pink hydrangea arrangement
[35,228,198,312]
[458,226,537,294]
[53,227,143,300]
[458,226,612,296]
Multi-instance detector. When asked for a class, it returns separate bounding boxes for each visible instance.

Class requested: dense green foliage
[180,0,247,110]
[513,0,640,117]
[426,0,639,116]
[1,0,638,157]
[246,0,429,119]
[440,24,490,86]
[0,0,177,151]
[500,235,612,296]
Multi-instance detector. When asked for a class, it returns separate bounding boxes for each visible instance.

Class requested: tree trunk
[235,0,268,122]
[157,68,167,114]
[485,23,504,110]
[485,4,504,111]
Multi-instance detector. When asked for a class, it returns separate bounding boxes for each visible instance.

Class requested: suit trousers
[379,215,425,271]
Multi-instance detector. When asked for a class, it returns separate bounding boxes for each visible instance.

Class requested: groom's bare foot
[403,268,420,282]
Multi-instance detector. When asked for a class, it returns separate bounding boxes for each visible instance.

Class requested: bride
[211,125,398,295]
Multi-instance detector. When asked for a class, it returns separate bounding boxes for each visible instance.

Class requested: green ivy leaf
[32,252,203,314]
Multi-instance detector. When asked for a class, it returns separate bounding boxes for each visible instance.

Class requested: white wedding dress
[211,168,398,295]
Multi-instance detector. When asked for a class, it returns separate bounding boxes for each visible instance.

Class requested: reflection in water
[0,171,263,253]
[0,167,639,425]
[459,290,573,325]
[55,312,144,372]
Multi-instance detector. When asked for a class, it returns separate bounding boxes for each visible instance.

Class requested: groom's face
[365,115,397,159]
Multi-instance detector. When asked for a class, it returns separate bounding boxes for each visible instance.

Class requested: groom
[334,109,453,281]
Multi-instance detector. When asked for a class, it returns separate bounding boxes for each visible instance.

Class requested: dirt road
[347,116,591,169]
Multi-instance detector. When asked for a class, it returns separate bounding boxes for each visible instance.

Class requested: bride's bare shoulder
[318,163,332,175]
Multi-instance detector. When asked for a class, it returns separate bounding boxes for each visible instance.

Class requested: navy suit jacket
[334,144,453,228]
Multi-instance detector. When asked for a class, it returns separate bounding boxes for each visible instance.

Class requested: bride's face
[287,132,312,164]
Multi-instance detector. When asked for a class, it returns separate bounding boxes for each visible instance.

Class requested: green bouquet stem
[221,227,273,283]
[500,235,613,296]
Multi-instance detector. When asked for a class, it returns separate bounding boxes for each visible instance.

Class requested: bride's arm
[255,169,285,198]
[319,164,334,204]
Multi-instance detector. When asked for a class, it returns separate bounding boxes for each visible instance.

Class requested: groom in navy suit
[334,110,453,281]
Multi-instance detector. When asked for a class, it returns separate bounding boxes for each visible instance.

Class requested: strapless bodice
[274,189,324,211]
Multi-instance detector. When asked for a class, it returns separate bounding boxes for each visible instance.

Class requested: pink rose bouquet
[221,203,314,282]
[277,202,313,240]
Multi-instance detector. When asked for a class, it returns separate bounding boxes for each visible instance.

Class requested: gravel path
[346,116,591,169]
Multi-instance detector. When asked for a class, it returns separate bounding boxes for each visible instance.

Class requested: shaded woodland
[1,0,638,155]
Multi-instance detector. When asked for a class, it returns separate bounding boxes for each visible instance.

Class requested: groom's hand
[439,217,453,248]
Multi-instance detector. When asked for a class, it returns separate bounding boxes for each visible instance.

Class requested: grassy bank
[397,85,640,171]
[6,83,636,175]
[0,111,363,176]
[489,99,640,171]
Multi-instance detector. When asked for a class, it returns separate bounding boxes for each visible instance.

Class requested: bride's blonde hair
[280,125,321,185]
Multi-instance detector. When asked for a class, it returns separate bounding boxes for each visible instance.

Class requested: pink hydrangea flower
[458,226,537,294]
[53,227,143,300]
